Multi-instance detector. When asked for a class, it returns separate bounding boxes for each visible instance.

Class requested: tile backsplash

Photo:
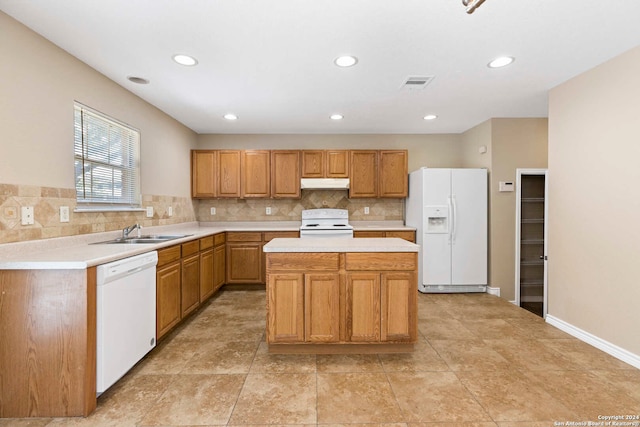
[0,183,196,244]
[1,184,404,244]
[196,190,404,222]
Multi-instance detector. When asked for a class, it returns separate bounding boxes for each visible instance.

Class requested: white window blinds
[74,103,142,210]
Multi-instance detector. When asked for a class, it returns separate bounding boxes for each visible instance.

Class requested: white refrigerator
[406,168,487,293]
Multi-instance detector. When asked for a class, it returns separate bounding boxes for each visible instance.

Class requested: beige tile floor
[3,289,639,427]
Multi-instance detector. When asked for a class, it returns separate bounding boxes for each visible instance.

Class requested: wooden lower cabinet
[354,229,416,242]
[305,273,340,342]
[199,248,214,301]
[156,261,181,339]
[266,251,417,351]
[213,241,226,292]
[267,273,305,343]
[346,273,381,342]
[226,243,262,283]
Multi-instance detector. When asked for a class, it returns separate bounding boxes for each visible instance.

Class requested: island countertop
[263,237,419,253]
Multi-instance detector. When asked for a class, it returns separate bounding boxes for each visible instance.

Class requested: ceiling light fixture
[172,54,198,66]
[223,113,238,120]
[330,114,344,120]
[462,0,486,14]
[488,56,515,68]
[127,76,150,84]
[423,114,438,120]
[334,56,358,67]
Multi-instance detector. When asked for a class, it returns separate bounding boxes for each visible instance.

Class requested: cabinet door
[242,150,271,198]
[226,243,263,284]
[213,244,226,292]
[304,273,340,342]
[326,150,349,178]
[199,248,214,301]
[345,273,380,342]
[379,150,408,198]
[301,150,324,178]
[191,150,216,198]
[267,273,304,343]
[218,150,241,198]
[349,150,378,198]
[181,254,200,317]
[157,262,181,339]
[381,272,416,342]
[271,150,301,198]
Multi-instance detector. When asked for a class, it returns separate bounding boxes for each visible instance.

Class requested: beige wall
[461,118,548,301]
[0,11,197,196]
[548,46,640,355]
[197,134,463,172]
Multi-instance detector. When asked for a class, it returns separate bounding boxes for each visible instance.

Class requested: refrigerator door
[422,169,453,287]
[451,169,487,286]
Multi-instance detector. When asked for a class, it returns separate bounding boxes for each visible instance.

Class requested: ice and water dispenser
[424,206,449,233]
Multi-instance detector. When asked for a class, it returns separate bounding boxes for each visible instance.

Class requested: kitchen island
[263,237,419,354]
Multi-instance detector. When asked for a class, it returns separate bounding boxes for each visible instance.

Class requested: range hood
[300,178,350,190]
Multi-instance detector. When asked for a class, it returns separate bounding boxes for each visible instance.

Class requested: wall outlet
[59,206,70,223]
[146,206,154,218]
[364,206,370,215]
[167,206,173,217]
[21,206,34,225]
[210,207,216,215]
[266,207,272,215]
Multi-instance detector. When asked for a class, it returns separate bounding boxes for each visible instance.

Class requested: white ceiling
[2,0,640,134]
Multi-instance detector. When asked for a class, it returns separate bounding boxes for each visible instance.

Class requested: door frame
[515,168,548,318]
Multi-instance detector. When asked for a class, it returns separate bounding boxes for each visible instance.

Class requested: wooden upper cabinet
[349,150,378,198]
[301,150,324,178]
[218,150,242,198]
[271,150,301,198]
[241,150,271,198]
[301,150,349,178]
[379,150,408,198]
[326,150,349,177]
[191,150,217,198]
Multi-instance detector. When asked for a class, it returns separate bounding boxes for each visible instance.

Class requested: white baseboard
[486,286,500,297]
[546,314,640,370]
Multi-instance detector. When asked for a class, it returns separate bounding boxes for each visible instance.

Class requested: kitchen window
[74,103,142,211]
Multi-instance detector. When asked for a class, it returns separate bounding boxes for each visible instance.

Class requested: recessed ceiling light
[127,76,150,84]
[330,114,344,120]
[172,54,198,66]
[423,114,438,120]
[488,56,515,68]
[334,55,358,67]
[223,113,238,121]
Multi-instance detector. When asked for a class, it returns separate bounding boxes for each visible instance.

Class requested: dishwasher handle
[97,251,158,285]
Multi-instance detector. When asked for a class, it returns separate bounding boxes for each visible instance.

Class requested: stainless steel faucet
[122,223,141,239]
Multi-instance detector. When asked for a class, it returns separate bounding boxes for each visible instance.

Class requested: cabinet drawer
[267,253,339,271]
[346,252,417,271]
[182,240,200,257]
[227,232,262,242]
[354,230,385,238]
[214,233,226,246]
[199,236,214,250]
[386,231,416,242]
[157,245,181,267]
[264,231,299,242]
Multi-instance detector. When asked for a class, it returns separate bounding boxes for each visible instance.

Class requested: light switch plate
[146,206,154,218]
[21,206,34,225]
[167,206,173,217]
[210,207,216,215]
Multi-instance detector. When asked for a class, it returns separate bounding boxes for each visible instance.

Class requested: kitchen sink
[92,234,193,244]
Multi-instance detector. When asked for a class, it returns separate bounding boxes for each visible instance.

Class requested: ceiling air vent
[401,75,435,90]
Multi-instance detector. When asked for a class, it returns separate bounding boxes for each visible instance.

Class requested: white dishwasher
[96,251,158,394]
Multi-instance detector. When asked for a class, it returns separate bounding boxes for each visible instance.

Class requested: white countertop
[263,237,419,253]
[0,221,415,269]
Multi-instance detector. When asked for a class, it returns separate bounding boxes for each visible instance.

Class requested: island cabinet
[265,246,417,353]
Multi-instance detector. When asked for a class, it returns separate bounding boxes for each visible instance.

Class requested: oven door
[299,228,354,238]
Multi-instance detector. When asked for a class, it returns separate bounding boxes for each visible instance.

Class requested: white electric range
[299,209,354,238]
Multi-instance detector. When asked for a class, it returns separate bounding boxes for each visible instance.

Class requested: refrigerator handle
[447,196,453,244]
[451,195,457,244]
